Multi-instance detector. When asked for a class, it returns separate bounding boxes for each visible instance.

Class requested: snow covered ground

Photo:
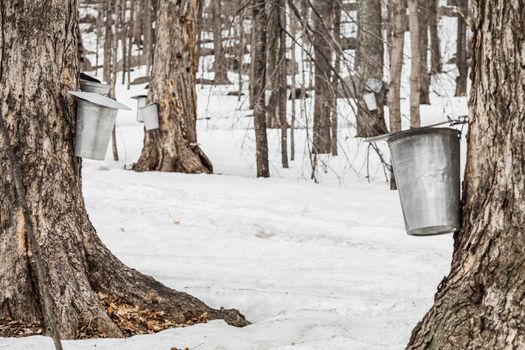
[0,12,470,350]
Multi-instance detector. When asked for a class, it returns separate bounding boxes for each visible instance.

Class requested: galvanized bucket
[139,103,160,130]
[388,128,461,236]
[69,91,131,160]
[80,80,111,96]
[363,93,378,111]
[131,95,148,122]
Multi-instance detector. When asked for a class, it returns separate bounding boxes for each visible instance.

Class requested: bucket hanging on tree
[69,91,131,160]
[131,94,148,122]
[139,103,160,131]
[388,127,461,236]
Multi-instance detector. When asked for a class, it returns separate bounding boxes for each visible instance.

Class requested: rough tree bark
[455,0,468,97]
[0,0,247,338]
[133,0,213,173]
[355,0,388,138]
[407,1,525,348]
[312,0,334,154]
[408,0,421,128]
[388,0,406,190]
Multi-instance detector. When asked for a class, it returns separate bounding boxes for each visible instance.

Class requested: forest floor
[0,14,470,350]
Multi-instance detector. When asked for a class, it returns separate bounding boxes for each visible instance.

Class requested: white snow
[0,11,471,350]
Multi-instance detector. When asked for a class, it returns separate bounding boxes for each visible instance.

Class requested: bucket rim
[387,127,460,144]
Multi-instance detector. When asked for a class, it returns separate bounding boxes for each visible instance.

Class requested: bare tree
[312,0,334,154]
[0,0,247,338]
[407,1,525,348]
[455,0,468,96]
[278,0,289,168]
[408,0,421,128]
[388,0,406,190]
[212,0,231,84]
[134,0,212,173]
[418,0,430,104]
[252,0,270,177]
[355,0,388,137]
[331,0,342,156]
[429,0,442,74]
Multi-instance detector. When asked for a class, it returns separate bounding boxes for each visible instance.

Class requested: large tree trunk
[0,0,245,339]
[252,0,270,177]
[407,1,525,348]
[134,0,213,173]
[355,0,388,138]
[312,0,334,154]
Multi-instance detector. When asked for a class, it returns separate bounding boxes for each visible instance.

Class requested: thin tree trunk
[0,0,247,339]
[266,0,281,128]
[95,1,103,75]
[212,0,230,84]
[388,0,405,190]
[252,0,270,177]
[455,0,468,96]
[121,0,127,85]
[331,0,341,156]
[290,9,296,162]
[278,0,288,168]
[355,0,388,137]
[144,0,153,75]
[408,0,421,128]
[312,0,334,154]
[103,0,113,83]
[110,0,121,161]
[237,0,244,101]
[126,0,135,89]
[249,21,256,109]
[134,0,212,173]
[407,1,525,348]
[418,0,430,105]
[429,0,442,74]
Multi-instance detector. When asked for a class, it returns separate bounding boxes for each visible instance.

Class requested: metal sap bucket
[131,94,148,122]
[69,91,131,160]
[388,128,461,236]
[139,103,159,130]
[80,80,111,96]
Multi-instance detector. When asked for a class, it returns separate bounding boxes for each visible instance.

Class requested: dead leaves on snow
[97,292,209,336]
[0,318,43,337]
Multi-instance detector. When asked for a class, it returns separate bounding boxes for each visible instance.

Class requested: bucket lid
[68,91,131,110]
[80,73,101,83]
[139,103,158,110]
[387,127,460,144]
[131,94,148,100]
